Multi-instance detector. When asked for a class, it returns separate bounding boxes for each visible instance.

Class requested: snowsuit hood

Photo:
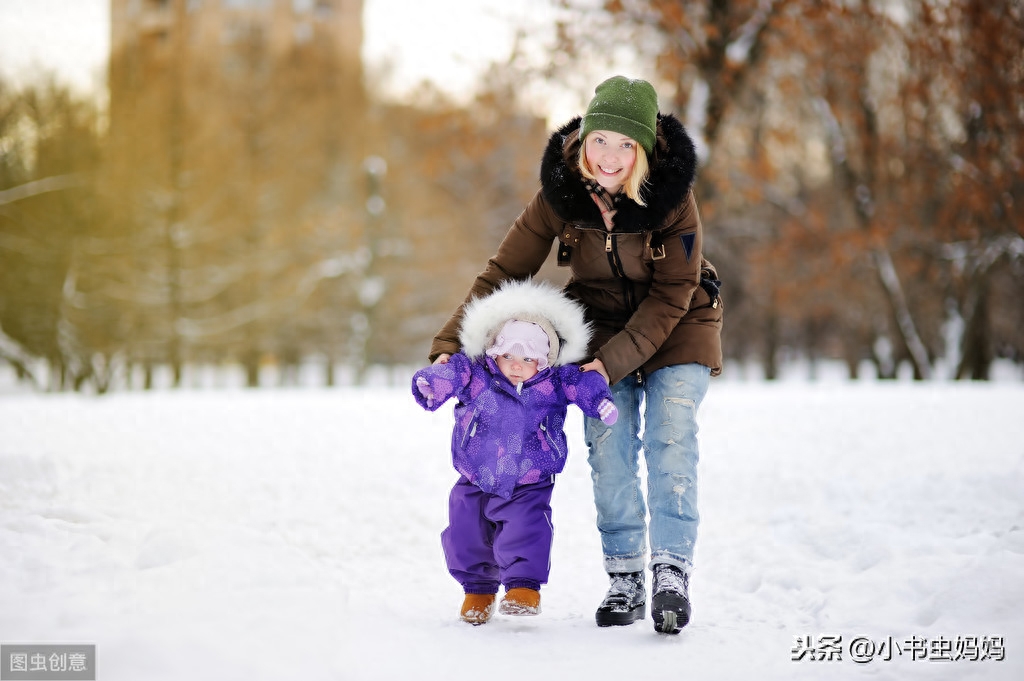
[458,278,591,369]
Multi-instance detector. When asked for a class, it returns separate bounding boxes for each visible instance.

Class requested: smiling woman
[425,73,720,634]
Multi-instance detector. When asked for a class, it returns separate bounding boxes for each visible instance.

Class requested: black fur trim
[539,114,698,234]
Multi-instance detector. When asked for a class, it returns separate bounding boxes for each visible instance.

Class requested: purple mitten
[415,375,434,408]
[597,398,618,425]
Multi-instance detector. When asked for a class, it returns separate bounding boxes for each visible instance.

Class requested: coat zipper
[460,408,479,448]
[604,232,637,311]
[538,420,564,460]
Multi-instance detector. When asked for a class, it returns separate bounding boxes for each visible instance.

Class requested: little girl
[412,279,617,624]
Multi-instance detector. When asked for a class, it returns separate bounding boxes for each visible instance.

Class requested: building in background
[111,0,363,66]
[103,0,370,387]
[108,0,365,143]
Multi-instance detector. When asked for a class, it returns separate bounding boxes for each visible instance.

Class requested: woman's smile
[585,130,637,193]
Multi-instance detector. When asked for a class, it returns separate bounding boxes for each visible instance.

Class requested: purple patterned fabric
[412,352,615,499]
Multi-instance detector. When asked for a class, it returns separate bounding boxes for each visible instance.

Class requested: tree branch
[0,174,84,206]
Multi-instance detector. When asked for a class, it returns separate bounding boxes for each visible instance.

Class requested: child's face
[494,352,540,383]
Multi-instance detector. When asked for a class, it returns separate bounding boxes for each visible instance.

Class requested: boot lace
[603,572,643,606]
[653,565,688,596]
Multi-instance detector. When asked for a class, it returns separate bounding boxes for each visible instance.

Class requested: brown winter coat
[430,113,723,385]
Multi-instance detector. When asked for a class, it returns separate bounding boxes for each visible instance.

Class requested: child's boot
[499,587,541,615]
[460,593,496,625]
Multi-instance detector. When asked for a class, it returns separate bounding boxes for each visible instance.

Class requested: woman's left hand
[580,358,610,384]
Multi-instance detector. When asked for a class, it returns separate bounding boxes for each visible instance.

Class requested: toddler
[412,279,617,624]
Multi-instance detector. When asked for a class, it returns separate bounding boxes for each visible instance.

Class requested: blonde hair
[578,133,650,207]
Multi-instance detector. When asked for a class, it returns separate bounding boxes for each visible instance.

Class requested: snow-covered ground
[1,372,1022,680]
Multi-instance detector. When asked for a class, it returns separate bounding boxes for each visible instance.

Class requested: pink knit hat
[485,320,551,369]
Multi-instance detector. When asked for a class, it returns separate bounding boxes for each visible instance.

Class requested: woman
[429,75,723,634]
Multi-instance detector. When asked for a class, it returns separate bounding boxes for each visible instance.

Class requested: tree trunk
[872,248,933,379]
[763,308,779,380]
[956,274,992,380]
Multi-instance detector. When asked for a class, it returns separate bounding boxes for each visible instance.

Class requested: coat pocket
[689,259,722,311]
[557,223,583,266]
[460,408,480,448]
[538,419,564,460]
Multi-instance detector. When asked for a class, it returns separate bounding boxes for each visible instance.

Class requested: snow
[2,374,1022,680]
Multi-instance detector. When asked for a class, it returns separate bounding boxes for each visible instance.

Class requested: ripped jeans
[584,363,711,576]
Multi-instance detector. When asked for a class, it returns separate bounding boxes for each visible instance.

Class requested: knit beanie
[579,76,659,154]
[485,320,552,369]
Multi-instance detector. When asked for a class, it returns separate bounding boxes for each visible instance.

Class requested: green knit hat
[579,76,659,154]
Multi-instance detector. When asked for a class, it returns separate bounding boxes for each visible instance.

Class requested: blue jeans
[584,363,710,575]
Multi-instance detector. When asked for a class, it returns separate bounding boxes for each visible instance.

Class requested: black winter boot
[651,564,691,634]
[595,571,646,626]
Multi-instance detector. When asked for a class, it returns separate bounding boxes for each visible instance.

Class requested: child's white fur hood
[458,279,592,368]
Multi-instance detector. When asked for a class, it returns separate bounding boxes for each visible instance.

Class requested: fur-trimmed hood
[458,278,591,368]
[539,113,698,233]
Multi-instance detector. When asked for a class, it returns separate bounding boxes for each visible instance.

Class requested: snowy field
[1,369,1022,680]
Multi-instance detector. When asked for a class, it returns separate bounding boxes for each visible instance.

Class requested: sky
[0,0,110,93]
[1,369,1022,680]
[0,0,590,121]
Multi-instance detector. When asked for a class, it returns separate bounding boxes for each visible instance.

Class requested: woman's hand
[580,358,610,384]
[433,353,451,365]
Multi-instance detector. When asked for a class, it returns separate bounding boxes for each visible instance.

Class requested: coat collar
[539,113,698,233]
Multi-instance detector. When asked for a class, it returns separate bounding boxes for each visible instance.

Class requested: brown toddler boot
[460,593,496,625]
[499,587,541,616]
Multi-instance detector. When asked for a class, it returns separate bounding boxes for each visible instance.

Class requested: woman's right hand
[433,353,451,365]
[580,358,610,384]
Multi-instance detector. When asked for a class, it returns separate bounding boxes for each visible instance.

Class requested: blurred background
[0,0,1021,392]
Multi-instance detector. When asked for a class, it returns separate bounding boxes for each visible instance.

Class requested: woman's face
[584,130,638,193]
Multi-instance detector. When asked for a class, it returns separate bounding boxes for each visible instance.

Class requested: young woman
[428,76,723,634]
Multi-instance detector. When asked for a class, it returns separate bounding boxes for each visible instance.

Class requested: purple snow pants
[441,476,555,595]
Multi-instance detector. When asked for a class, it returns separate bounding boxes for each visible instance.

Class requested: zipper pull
[606,233,613,252]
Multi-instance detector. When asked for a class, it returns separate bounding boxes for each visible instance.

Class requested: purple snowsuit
[413,352,614,593]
